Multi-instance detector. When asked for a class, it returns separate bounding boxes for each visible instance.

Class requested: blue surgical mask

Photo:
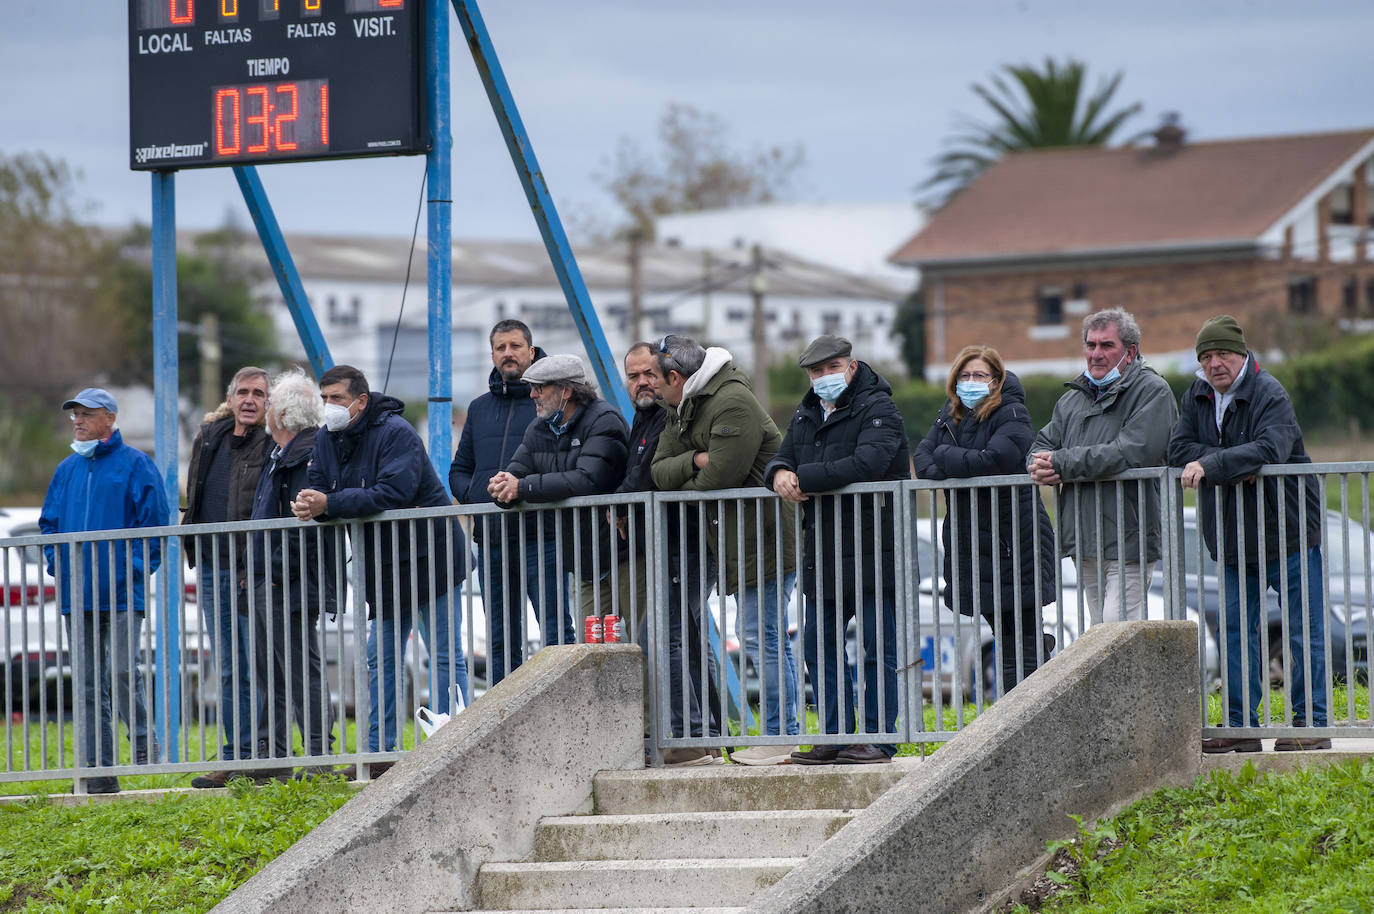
[812,373,848,403]
[956,381,990,409]
[1085,351,1129,389]
[71,438,98,458]
[545,409,568,436]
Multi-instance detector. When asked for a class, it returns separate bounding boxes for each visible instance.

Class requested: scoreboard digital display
[128,0,428,170]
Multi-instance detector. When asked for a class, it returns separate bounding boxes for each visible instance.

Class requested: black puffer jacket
[913,373,1055,618]
[1168,353,1322,566]
[764,362,910,600]
[501,397,630,579]
[249,429,340,616]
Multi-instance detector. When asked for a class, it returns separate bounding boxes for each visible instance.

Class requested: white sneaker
[729,745,797,766]
[662,747,717,767]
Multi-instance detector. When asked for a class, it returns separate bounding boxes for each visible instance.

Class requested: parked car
[1159,507,1367,687]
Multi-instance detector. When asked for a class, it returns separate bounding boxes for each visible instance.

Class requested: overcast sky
[6,0,1373,243]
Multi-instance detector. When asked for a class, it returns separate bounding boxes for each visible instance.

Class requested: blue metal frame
[452,0,634,420]
[427,0,454,490]
[233,166,334,378]
[150,172,182,761]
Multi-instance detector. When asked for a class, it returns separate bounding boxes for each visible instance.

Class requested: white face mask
[322,401,354,432]
[71,438,99,457]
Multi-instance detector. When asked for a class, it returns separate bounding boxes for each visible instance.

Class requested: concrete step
[447,909,745,914]
[533,809,855,861]
[475,858,804,910]
[592,756,919,814]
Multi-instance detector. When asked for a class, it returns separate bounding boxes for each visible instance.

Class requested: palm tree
[922,58,1144,208]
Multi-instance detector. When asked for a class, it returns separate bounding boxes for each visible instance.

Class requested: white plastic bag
[415,684,467,738]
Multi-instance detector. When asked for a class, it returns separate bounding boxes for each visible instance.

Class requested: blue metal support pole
[233,165,334,377]
[150,171,182,762]
[427,0,454,491]
[452,0,634,421]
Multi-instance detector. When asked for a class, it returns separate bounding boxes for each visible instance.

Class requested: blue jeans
[367,588,469,752]
[66,611,157,769]
[803,591,898,755]
[478,539,573,685]
[737,571,801,737]
[1221,546,1328,728]
[199,567,262,760]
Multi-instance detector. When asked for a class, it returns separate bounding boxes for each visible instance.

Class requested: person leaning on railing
[1169,315,1329,754]
[766,334,910,765]
[1027,308,1177,623]
[914,345,1056,698]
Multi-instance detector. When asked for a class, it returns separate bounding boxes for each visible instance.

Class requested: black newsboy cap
[798,334,853,368]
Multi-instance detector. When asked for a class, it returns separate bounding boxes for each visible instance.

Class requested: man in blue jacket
[292,365,468,776]
[450,320,571,685]
[40,388,169,794]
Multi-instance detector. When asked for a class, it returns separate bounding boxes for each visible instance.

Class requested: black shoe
[1273,736,1332,751]
[191,769,251,789]
[789,745,842,765]
[253,768,293,784]
[1201,737,1263,754]
[84,776,120,795]
[834,744,892,765]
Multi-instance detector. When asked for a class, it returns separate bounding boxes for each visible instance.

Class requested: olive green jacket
[651,349,797,594]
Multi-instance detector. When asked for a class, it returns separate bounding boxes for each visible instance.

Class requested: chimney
[1152,112,1186,152]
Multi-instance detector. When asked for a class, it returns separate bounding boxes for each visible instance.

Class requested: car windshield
[1325,517,1371,577]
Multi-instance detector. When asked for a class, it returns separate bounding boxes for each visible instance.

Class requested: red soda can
[584,615,603,644]
[602,614,624,643]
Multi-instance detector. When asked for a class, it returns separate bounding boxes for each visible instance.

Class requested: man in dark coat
[450,320,568,686]
[247,369,338,774]
[184,366,273,788]
[293,365,468,770]
[488,355,629,630]
[615,342,722,766]
[765,336,910,764]
[1169,315,1328,753]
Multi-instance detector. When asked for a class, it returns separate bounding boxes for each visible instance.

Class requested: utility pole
[750,243,769,408]
[701,250,713,337]
[628,227,643,344]
[199,311,221,413]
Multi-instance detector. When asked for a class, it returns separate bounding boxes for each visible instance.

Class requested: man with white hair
[41,388,168,794]
[248,368,339,774]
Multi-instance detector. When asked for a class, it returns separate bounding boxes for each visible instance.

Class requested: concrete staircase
[449,758,919,913]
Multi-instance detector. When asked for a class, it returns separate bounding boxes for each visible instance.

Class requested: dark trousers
[984,604,1044,699]
[252,583,333,758]
[802,590,898,756]
[638,549,721,738]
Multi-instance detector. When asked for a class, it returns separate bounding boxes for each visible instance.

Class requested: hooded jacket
[651,348,797,594]
[307,392,465,617]
[1029,357,1177,563]
[182,415,270,569]
[1168,353,1322,566]
[914,372,1056,617]
[40,429,168,614]
[764,361,910,600]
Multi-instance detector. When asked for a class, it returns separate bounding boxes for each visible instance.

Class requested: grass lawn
[0,776,353,913]
[1018,759,1374,913]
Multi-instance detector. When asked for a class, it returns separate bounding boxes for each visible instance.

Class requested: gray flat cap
[798,335,853,368]
[522,354,587,385]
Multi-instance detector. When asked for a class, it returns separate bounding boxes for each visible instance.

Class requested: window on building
[1342,277,1359,318]
[725,309,747,323]
[1330,185,1354,226]
[1036,286,1064,325]
[1288,275,1317,315]
[328,295,360,328]
[821,311,842,334]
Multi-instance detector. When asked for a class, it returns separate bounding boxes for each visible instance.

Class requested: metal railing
[2,462,1371,788]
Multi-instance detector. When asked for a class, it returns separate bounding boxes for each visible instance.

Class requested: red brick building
[890,127,1374,380]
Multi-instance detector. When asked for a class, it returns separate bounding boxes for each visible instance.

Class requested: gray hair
[562,379,599,407]
[1082,307,1141,350]
[656,334,706,379]
[225,366,269,398]
[268,368,322,433]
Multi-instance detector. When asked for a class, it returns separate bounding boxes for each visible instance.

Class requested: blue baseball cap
[62,388,118,414]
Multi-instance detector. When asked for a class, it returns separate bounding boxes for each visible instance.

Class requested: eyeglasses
[957,371,994,383]
[657,336,671,354]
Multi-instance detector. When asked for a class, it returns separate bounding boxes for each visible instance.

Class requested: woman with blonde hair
[913,345,1055,696]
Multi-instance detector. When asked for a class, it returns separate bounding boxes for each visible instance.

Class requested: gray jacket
[1028,358,1177,563]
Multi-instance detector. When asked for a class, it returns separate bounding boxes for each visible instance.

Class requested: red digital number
[379,0,403,6]
[215,88,241,155]
[274,84,299,151]
[220,0,237,16]
[245,86,271,153]
[170,0,194,24]
[319,84,330,145]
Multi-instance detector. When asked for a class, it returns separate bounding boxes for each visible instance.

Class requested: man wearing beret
[1169,315,1329,752]
[765,336,910,764]
[40,388,169,794]
[1028,307,1177,623]
[489,354,629,661]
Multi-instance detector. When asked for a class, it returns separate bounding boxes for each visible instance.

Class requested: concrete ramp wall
[210,644,643,914]
[747,621,1201,914]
